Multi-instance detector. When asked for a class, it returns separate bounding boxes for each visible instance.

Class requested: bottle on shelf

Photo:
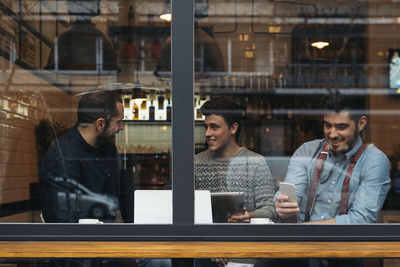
[231,74,238,91]
[132,100,139,120]
[149,90,155,121]
[264,74,270,90]
[249,72,254,90]
[141,96,147,110]
[139,94,149,120]
[154,92,166,120]
[165,89,171,121]
[196,98,203,120]
[149,100,155,121]
[271,73,277,89]
[158,93,164,110]
[256,72,262,91]
[166,98,172,121]
[122,91,132,120]
[239,75,246,89]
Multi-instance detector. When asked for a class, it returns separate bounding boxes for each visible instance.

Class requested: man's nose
[205,128,211,136]
[327,127,338,138]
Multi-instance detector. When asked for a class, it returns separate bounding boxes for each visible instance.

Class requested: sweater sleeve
[252,157,276,220]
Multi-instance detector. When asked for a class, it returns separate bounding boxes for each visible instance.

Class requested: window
[0,0,400,243]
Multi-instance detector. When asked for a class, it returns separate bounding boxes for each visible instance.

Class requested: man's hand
[227,207,254,223]
[275,194,300,221]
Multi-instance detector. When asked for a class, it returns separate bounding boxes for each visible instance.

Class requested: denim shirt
[275,137,390,223]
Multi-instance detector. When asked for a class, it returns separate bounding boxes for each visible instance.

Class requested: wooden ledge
[1,242,400,258]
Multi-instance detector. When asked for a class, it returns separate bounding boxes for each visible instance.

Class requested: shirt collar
[71,125,98,152]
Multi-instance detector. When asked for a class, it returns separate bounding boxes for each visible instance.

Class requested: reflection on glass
[194,0,399,225]
[0,0,171,224]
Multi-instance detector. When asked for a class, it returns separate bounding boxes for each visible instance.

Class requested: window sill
[0,241,399,258]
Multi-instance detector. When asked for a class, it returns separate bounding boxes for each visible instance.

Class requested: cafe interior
[2,0,400,266]
[0,0,400,226]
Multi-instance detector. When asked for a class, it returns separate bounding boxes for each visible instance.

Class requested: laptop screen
[134,190,213,224]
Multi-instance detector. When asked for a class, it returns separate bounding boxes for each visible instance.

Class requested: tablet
[210,192,245,223]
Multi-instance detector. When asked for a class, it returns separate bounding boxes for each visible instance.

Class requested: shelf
[108,26,170,36]
[121,153,170,157]
[123,120,204,125]
[123,120,171,125]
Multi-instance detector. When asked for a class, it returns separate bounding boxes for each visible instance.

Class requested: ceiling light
[160,12,171,22]
[311,41,330,49]
[160,0,171,22]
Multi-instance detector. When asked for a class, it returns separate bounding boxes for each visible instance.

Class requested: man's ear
[95,118,106,132]
[357,116,367,132]
[230,122,239,136]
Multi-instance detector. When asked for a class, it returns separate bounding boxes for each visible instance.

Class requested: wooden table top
[1,241,400,258]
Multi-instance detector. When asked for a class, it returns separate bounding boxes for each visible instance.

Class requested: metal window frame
[1,0,400,242]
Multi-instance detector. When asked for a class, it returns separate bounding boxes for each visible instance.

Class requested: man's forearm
[303,218,335,224]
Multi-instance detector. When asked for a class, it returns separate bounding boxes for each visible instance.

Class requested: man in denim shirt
[275,92,390,224]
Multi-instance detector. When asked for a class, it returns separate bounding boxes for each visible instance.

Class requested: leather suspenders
[304,142,367,222]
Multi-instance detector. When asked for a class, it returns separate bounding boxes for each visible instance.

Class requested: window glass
[0,258,393,267]
[194,0,399,225]
[0,0,171,224]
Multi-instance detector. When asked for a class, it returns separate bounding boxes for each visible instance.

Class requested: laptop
[134,190,213,224]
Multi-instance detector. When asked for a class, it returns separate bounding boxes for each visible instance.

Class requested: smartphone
[279,182,297,202]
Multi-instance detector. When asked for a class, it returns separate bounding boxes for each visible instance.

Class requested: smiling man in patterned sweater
[194,96,276,223]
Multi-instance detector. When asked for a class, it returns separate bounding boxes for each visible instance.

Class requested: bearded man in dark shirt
[39,89,133,223]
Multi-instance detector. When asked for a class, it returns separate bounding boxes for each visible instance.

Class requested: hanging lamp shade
[155,28,225,78]
[45,21,119,72]
[159,0,171,22]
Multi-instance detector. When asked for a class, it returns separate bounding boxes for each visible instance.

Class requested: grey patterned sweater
[194,147,276,219]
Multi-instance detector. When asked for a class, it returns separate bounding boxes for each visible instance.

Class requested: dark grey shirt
[39,126,134,223]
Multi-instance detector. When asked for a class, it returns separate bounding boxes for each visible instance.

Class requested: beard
[347,128,360,151]
[330,129,359,156]
[96,126,115,146]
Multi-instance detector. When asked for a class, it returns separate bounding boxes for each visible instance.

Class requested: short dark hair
[323,90,366,122]
[77,90,122,126]
[200,96,242,140]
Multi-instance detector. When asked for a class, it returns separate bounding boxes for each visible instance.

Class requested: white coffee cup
[78,219,103,224]
[250,218,274,224]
